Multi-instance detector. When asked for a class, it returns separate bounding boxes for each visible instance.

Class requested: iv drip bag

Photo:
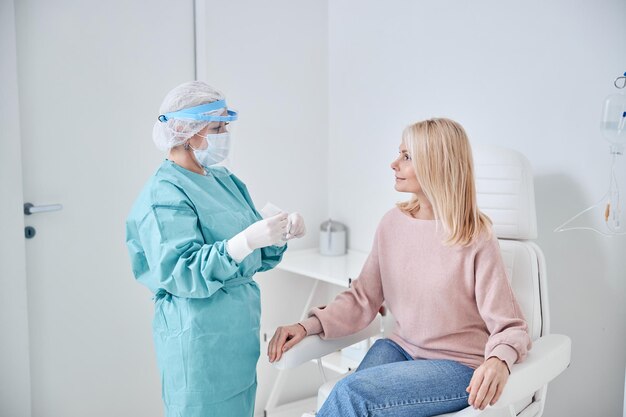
[601,73,626,147]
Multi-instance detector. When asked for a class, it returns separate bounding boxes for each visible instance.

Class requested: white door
[11,1,195,415]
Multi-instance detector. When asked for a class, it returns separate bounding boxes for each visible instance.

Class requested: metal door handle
[23,202,63,215]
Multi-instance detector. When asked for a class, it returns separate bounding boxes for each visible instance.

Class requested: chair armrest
[272,317,382,370]
[491,333,571,408]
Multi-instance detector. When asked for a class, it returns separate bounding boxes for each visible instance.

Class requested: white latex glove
[259,202,289,246]
[285,212,306,240]
[226,213,288,263]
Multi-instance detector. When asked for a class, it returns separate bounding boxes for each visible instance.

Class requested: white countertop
[276,249,368,287]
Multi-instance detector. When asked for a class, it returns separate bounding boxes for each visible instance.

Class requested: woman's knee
[323,376,364,414]
[333,374,353,395]
[333,372,370,400]
[368,338,398,353]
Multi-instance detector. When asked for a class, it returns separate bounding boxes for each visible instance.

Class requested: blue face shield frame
[157,99,238,123]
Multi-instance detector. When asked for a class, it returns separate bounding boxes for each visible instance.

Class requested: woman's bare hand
[267,323,307,363]
[466,357,510,410]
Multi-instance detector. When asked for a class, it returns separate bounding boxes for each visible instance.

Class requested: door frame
[0,1,32,416]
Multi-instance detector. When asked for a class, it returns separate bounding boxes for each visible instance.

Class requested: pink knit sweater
[301,207,532,370]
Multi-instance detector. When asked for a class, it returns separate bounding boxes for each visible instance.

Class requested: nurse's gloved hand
[226,213,288,263]
[245,212,289,248]
[285,212,306,240]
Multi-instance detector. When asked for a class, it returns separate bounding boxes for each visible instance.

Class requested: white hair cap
[152,81,226,151]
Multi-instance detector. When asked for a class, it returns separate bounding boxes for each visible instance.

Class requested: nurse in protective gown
[126,81,306,417]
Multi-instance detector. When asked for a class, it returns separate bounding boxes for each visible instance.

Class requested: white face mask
[190,132,231,167]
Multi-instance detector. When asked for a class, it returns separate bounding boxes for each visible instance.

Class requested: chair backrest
[473,145,547,340]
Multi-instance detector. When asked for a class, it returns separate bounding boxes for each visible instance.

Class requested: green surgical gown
[125,160,287,417]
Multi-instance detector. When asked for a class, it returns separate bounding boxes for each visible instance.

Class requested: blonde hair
[397,118,491,246]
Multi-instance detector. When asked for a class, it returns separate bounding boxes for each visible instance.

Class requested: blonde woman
[268,118,531,417]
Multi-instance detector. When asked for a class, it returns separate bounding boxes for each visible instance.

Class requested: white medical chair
[274,145,571,417]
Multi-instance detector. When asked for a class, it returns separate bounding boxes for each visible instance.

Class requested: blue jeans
[316,339,474,417]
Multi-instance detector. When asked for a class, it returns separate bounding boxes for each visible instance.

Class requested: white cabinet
[264,249,372,417]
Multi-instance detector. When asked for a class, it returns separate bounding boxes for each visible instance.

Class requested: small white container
[319,219,347,256]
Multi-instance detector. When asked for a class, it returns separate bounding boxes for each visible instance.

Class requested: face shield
[157,99,238,124]
[157,99,238,177]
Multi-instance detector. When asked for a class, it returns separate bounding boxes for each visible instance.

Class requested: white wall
[198,0,329,242]
[328,1,626,416]
[0,1,31,415]
[196,0,329,414]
